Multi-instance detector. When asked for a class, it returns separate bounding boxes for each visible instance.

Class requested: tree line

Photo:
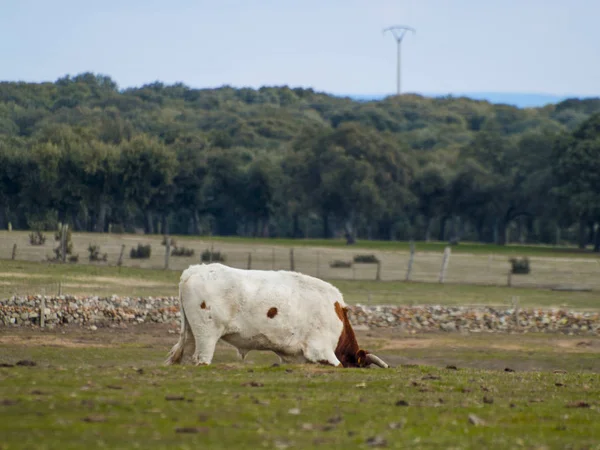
[1,73,599,250]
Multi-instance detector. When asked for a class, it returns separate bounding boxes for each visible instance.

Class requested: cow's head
[340,348,389,368]
[334,302,389,369]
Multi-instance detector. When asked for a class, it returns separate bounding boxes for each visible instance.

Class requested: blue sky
[1,0,599,98]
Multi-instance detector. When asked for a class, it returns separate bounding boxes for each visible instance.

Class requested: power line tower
[383,25,415,96]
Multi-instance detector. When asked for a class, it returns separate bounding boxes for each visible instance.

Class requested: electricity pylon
[383,25,415,95]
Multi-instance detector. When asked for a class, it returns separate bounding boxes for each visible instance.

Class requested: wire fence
[1,231,600,292]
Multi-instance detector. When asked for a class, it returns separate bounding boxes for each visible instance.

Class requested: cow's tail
[164,282,191,365]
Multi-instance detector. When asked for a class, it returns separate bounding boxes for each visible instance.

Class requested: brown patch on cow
[267,307,278,319]
[200,301,207,309]
[334,301,345,322]
[334,303,367,368]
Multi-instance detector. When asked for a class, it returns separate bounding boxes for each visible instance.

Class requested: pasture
[2,230,600,296]
[2,233,600,448]
[1,326,599,449]
[1,259,600,311]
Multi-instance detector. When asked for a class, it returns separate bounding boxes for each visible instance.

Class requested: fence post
[512,296,520,327]
[61,224,68,263]
[247,252,252,270]
[11,243,17,260]
[164,236,170,270]
[507,271,512,287]
[40,296,45,329]
[316,251,320,278]
[375,261,381,281]
[57,281,62,296]
[209,243,214,263]
[438,246,451,283]
[271,248,275,270]
[117,244,125,266]
[290,248,295,272]
[405,241,415,281]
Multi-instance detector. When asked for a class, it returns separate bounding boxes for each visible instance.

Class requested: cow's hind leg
[186,319,223,366]
[191,331,221,366]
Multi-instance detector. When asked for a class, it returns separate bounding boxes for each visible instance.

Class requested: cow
[165,263,389,368]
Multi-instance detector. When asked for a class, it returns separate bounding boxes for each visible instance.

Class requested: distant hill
[343,92,599,109]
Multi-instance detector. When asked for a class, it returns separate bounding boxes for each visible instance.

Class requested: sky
[1,0,599,98]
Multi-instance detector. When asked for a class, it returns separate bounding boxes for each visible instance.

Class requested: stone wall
[1,295,598,335]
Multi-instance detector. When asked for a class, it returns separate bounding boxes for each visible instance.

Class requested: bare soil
[2,324,599,373]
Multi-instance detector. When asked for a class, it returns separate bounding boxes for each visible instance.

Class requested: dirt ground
[1,323,599,373]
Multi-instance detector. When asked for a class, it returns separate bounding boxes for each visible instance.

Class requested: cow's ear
[356,349,368,367]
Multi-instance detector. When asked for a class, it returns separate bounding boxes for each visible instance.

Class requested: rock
[366,435,388,447]
[468,414,485,426]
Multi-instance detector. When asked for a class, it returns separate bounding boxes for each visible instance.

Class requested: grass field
[1,326,599,449]
[2,233,600,448]
[2,231,600,291]
[2,259,600,311]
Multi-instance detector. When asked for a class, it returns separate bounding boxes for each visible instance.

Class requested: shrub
[201,249,226,262]
[171,246,195,257]
[88,244,108,262]
[130,243,152,259]
[330,260,352,268]
[509,257,531,274]
[29,231,46,246]
[353,254,380,264]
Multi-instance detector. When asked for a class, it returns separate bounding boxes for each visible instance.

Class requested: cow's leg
[304,344,341,367]
[189,325,223,366]
[237,349,249,361]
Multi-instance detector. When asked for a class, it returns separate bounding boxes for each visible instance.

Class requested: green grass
[1,332,599,449]
[1,259,600,311]
[3,231,600,292]
[196,235,600,259]
[336,280,600,311]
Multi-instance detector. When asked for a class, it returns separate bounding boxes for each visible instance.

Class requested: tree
[553,114,600,251]
[119,135,177,234]
[288,123,414,243]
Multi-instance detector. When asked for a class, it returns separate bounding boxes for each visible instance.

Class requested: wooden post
[164,236,170,270]
[290,248,295,272]
[61,224,67,263]
[117,244,125,266]
[316,251,320,278]
[57,281,62,296]
[405,241,415,281]
[375,261,381,281]
[40,296,45,328]
[271,248,275,270]
[507,271,512,287]
[247,252,252,270]
[209,243,214,263]
[439,247,451,283]
[512,296,520,326]
[11,243,17,260]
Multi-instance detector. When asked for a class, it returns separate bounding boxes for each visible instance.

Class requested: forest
[0,72,599,249]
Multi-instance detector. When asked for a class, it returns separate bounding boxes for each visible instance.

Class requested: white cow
[165,263,389,368]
